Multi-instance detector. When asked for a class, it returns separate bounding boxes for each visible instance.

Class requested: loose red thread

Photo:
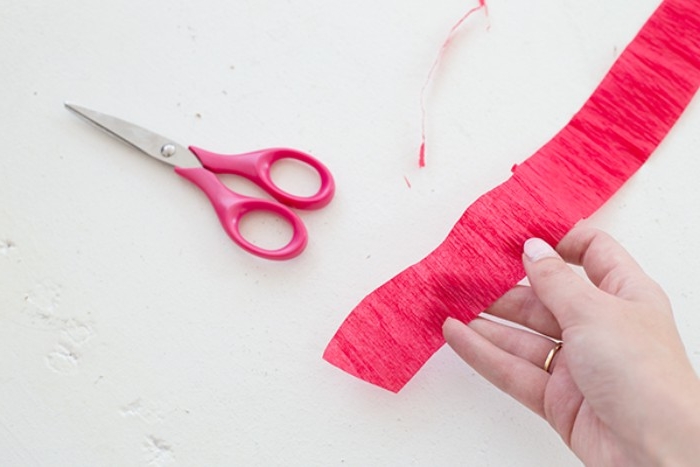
[325,0,700,392]
[419,0,489,168]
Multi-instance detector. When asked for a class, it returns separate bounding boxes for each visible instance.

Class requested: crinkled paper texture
[324,0,700,392]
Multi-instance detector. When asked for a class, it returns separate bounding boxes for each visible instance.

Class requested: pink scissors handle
[188,146,335,209]
[174,167,308,260]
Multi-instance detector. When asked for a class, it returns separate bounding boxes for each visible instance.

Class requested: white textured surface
[1,0,698,465]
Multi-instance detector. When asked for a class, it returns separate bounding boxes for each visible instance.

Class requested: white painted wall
[1,1,697,465]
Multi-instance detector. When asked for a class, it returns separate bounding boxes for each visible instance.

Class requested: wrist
[644,377,700,466]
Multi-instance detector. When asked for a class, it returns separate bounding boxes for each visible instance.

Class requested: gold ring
[543,342,563,373]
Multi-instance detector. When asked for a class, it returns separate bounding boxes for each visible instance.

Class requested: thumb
[523,238,603,328]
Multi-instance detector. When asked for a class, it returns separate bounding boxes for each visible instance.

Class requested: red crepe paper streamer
[419,0,489,167]
[324,0,700,392]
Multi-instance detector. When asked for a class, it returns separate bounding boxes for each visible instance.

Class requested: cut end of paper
[323,338,406,393]
[322,314,447,393]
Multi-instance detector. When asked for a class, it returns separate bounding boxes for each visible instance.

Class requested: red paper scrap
[419,0,488,167]
[324,0,700,392]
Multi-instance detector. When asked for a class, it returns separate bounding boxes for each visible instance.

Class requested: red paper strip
[325,0,700,392]
[419,0,488,167]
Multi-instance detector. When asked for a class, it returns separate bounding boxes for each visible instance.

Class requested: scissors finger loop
[190,146,335,210]
[226,198,309,260]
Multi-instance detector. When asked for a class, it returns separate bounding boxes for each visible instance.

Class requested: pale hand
[443,227,700,466]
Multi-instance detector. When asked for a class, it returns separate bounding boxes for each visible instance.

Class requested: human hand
[443,227,700,466]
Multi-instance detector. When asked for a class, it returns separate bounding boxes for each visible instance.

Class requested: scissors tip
[63,103,109,128]
[64,102,86,115]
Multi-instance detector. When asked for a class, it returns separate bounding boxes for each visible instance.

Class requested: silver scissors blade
[65,103,201,169]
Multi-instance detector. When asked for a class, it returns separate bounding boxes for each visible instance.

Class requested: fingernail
[523,238,558,262]
[443,317,458,328]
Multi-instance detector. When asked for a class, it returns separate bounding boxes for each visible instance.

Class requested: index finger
[557,227,666,302]
[522,239,604,329]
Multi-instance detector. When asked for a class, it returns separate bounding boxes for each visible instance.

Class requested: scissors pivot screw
[161,144,177,158]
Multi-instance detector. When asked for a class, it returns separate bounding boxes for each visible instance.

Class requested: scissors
[65,103,335,260]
